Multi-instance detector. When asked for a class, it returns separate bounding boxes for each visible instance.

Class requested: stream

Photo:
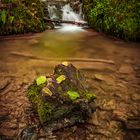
[0,2,140,140]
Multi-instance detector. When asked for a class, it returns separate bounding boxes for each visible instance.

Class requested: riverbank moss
[83,0,140,40]
[0,0,45,35]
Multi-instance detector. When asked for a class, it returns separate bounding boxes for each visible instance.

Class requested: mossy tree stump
[27,63,96,131]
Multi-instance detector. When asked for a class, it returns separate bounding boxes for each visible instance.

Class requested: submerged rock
[19,126,36,140]
[27,63,96,131]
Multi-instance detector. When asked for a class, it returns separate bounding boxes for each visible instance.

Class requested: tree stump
[27,63,96,131]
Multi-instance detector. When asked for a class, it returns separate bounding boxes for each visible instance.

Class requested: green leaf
[42,87,53,96]
[36,76,47,86]
[56,75,66,84]
[9,16,14,24]
[67,91,80,101]
[1,10,7,25]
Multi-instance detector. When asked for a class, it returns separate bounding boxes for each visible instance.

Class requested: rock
[119,65,134,74]
[0,110,9,123]
[0,78,10,90]
[0,128,17,137]
[94,74,115,86]
[97,99,116,111]
[27,63,96,131]
[90,112,99,126]
[125,118,140,130]
[1,119,18,129]
[19,126,36,140]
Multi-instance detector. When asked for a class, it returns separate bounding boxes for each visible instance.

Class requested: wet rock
[0,110,9,123]
[0,135,13,140]
[0,128,17,137]
[119,65,134,74]
[125,117,140,130]
[94,74,115,86]
[0,78,10,90]
[1,119,18,129]
[97,99,116,111]
[19,126,36,140]
[27,63,96,131]
[131,93,140,102]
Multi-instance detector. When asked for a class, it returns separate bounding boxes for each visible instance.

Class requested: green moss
[37,101,54,124]
[27,83,41,103]
[27,83,54,124]
[85,92,96,101]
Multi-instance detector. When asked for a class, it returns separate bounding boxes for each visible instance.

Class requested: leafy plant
[0,0,45,35]
[83,0,140,40]
[1,10,7,25]
[9,16,14,24]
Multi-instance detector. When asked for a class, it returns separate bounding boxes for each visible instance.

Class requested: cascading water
[47,2,85,32]
[59,4,85,32]
[47,5,59,20]
[62,4,82,22]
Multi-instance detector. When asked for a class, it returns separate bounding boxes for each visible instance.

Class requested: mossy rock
[27,63,96,131]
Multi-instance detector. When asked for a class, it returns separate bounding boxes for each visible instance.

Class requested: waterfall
[48,5,59,20]
[62,4,82,22]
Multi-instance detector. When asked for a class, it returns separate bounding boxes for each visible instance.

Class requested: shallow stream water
[0,10,140,139]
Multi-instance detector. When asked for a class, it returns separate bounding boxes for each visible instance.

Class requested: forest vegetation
[83,0,140,40]
[0,0,45,35]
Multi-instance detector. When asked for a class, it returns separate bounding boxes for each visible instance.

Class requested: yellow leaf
[56,75,66,84]
[42,87,53,96]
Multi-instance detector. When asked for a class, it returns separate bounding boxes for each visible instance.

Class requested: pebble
[119,65,134,74]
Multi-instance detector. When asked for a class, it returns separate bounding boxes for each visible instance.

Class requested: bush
[83,0,140,40]
[0,0,45,35]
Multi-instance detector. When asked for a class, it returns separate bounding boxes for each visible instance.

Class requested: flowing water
[0,3,140,140]
[62,4,82,21]
[48,5,59,20]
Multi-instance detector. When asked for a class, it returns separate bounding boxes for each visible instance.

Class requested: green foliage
[67,91,80,101]
[1,10,7,25]
[36,76,47,86]
[0,0,45,35]
[9,16,14,24]
[56,75,66,84]
[83,0,140,40]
